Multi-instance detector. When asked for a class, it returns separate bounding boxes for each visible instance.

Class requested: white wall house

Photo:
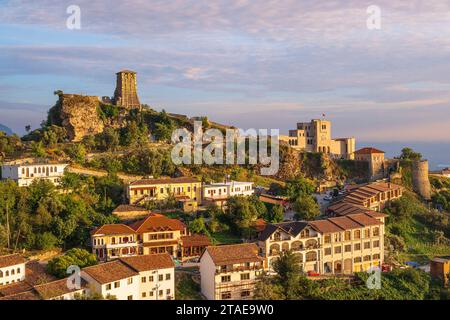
[0,254,26,286]
[81,254,175,300]
[1,162,68,187]
[202,181,254,207]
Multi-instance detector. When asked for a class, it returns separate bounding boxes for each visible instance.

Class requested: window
[334,233,341,242]
[221,275,231,283]
[149,276,154,282]
[149,291,154,297]
[345,244,352,252]
[141,277,146,283]
[354,257,362,263]
[127,295,133,300]
[364,242,371,249]
[324,234,331,244]
[158,275,164,281]
[364,229,370,238]
[373,227,380,237]
[241,290,251,298]
[324,248,332,256]
[334,246,342,254]
[221,292,232,299]
[166,289,171,295]
[106,284,112,291]
[354,243,361,251]
[127,278,133,285]
[160,188,164,194]
[363,255,371,262]
[354,230,361,240]
[142,292,147,298]
[159,290,163,297]
[373,240,380,248]
[373,254,380,260]
[114,281,120,288]
[344,231,351,241]
[165,273,171,280]
[240,273,250,281]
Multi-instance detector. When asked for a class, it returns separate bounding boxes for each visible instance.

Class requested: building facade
[200,243,264,300]
[280,119,355,159]
[354,147,386,181]
[430,256,450,286]
[1,162,68,187]
[127,177,202,206]
[0,254,26,286]
[91,213,210,262]
[258,212,385,275]
[202,181,254,207]
[113,70,141,110]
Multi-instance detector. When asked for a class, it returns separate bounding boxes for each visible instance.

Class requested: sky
[0,0,450,143]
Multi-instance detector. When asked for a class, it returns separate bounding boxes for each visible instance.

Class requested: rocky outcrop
[48,94,104,141]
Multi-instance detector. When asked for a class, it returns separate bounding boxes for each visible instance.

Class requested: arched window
[291,241,303,251]
[305,251,317,262]
[373,227,380,237]
[282,242,289,252]
[0,270,3,277]
[269,244,280,256]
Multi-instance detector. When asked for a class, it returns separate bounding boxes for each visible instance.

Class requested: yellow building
[280,119,355,159]
[126,177,202,207]
[258,212,386,275]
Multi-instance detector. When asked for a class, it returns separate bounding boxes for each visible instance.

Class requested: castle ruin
[112,70,141,110]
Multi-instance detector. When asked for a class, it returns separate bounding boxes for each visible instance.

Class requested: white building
[200,243,264,300]
[0,254,26,286]
[203,181,254,207]
[81,254,175,300]
[1,161,68,187]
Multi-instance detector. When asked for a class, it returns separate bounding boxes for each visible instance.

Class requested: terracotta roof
[0,281,33,297]
[0,290,40,300]
[181,234,212,247]
[258,221,309,241]
[129,177,199,186]
[0,254,26,269]
[203,243,262,265]
[252,219,267,233]
[259,194,289,206]
[113,205,148,213]
[33,278,87,299]
[131,213,186,233]
[119,254,174,272]
[328,202,386,218]
[328,216,362,230]
[91,224,136,236]
[24,260,57,285]
[355,147,385,154]
[82,261,138,284]
[346,213,383,227]
[309,220,343,234]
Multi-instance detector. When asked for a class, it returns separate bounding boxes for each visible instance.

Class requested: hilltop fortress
[48,70,142,141]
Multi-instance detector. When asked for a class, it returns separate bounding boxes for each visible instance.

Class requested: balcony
[216,265,262,274]
[106,241,138,249]
[216,279,257,289]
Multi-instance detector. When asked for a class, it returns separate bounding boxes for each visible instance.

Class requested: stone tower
[113,70,141,110]
[412,160,431,200]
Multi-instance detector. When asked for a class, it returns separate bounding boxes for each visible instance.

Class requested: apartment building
[126,177,202,206]
[1,161,68,187]
[82,253,175,300]
[258,212,385,275]
[200,243,264,300]
[331,182,403,212]
[354,147,386,181]
[280,119,355,159]
[202,181,254,207]
[0,254,26,286]
[91,213,210,262]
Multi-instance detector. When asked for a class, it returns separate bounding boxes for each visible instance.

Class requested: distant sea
[359,141,450,171]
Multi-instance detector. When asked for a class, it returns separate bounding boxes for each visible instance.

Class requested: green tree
[46,248,98,278]
[267,204,284,223]
[293,195,320,221]
[400,147,422,161]
[189,216,209,235]
[286,177,315,200]
[66,144,86,164]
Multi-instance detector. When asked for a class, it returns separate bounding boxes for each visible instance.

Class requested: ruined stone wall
[412,160,431,200]
[48,94,104,142]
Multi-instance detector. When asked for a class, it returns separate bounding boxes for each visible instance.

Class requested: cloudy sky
[0,0,450,142]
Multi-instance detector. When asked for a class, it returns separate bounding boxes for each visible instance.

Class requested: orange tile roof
[0,291,40,300]
[346,213,383,227]
[309,220,343,234]
[91,224,136,236]
[131,213,186,233]
[203,243,262,265]
[119,254,174,272]
[328,216,363,230]
[355,147,385,154]
[0,254,26,269]
[181,234,212,247]
[82,261,138,284]
[33,278,87,299]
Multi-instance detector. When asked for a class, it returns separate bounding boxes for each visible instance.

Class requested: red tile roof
[91,224,136,236]
[82,260,138,284]
[309,220,343,233]
[119,254,174,271]
[355,147,385,154]
[203,243,262,265]
[130,213,186,233]
[33,278,87,299]
[0,254,26,269]
[181,234,212,247]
